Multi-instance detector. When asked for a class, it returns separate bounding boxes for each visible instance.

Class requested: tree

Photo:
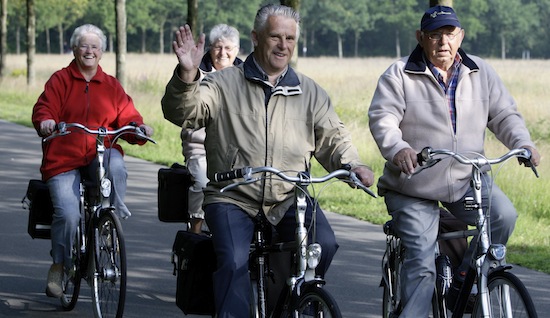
[1,0,7,78]
[82,0,116,52]
[26,0,35,85]
[115,0,126,86]
[485,0,538,59]
[376,0,420,58]
[187,0,197,38]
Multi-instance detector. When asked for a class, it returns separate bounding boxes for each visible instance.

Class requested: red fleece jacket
[32,60,145,181]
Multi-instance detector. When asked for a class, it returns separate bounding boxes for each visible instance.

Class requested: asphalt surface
[1,119,549,317]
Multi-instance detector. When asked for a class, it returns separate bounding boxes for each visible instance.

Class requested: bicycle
[214,165,376,317]
[381,147,538,318]
[43,122,155,318]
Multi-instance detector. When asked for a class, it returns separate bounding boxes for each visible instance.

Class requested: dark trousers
[204,202,339,318]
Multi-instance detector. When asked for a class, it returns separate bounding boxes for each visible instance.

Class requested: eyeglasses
[211,45,237,52]
[423,30,462,41]
[78,45,101,52]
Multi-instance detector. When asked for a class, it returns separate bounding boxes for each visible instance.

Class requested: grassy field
[1,53,549,273]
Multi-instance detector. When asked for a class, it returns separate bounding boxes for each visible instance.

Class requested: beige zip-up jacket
[369,46,535,202]
[162,54,367,224]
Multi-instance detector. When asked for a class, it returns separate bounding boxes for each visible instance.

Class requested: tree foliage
[2,0,550,59]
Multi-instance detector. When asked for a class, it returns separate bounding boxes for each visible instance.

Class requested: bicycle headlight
[100,178,112,197]
[489,244,506,261]
[307,243,322,269]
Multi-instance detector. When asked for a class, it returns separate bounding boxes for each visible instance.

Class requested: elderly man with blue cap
[369,5,540,317]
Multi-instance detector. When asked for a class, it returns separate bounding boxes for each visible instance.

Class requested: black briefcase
[157,163,193,222]
[22,179,54,239]
[172,230,216,315]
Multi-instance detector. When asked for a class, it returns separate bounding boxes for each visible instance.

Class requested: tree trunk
[280,0,300,65]
[159,19,165,54]
[16,27,21,55]
[501,33,506,60]
[280,0,300,10]
[337,33,343,59]
[27,0,36,86]
[187,0,198,38]
[0,0,7,78]
[395,29,401,59]
[45,29,51,54]
[354,31,360,57]
[141,28,146,53]
[115,0,127,87]
[58,23,64,54]
[429,0,453,6]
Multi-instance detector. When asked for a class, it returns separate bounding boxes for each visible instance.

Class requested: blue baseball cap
[421,6,461,31]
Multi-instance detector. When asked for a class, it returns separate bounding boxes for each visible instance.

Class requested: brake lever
[349,172,377,198]
[408,158,441,179]
[220,178,261,193]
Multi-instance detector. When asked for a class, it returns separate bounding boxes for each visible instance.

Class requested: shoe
[446,271,476,313]
[45,263,63,298]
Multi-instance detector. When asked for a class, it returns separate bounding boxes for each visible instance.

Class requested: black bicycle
[215,165,376,317]
[44,122,155,318]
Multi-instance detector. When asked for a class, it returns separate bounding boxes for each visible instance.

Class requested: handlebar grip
[214,168,245,182]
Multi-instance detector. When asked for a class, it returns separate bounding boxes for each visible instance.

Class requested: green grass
[2,53,549,274]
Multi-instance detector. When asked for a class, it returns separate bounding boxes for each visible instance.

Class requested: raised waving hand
[172,24,206,83]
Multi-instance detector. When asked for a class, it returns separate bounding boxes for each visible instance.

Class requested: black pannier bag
[22,179,54,239]
[172,230,216,315]
[157,163,193,222]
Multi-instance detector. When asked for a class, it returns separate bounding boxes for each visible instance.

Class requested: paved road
[1,119,549,317]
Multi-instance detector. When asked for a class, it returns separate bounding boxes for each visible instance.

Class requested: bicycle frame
[44,122,155,317]
[216,166,375,317]
[415,147,538,318]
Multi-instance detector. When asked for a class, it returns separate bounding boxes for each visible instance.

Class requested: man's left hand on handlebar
[352,165,375,188]
[520,145,540,167]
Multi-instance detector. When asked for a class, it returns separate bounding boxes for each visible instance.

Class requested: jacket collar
[243,53,301,91]
[68,59,105,82]
[405,44,479,72]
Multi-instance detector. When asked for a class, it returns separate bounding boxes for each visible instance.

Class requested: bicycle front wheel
[471,271,537,318]
[61,225,82,310]
[91,209,127,318]
[285,284,342,318]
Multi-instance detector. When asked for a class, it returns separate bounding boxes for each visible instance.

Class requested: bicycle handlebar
[215,166,377,197]
[415,147,539,178]
[43,121,156,144]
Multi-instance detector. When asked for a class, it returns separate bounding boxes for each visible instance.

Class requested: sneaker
[45,263,63,298]
[446,271,477,313]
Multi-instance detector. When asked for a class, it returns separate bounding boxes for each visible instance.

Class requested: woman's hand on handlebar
[138,124,154,138]
[39,119,56,137]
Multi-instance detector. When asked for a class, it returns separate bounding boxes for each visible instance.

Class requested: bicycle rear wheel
[91,209,127,318]
[60,226,82,310]
[471,271,537,318]
[382,262,401,318]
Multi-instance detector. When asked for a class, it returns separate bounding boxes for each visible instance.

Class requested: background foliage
[3,0,550,59]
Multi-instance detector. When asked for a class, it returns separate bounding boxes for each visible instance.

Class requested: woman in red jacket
[32,24,153,299]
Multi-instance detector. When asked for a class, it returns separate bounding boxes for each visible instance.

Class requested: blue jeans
[204,202,339,318]
[47,149,129,268]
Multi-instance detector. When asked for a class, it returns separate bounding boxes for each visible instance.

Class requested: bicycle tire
[60,226,82,311]
[91,209,127,318]
[278,284,342,318]
[382,262,401,318]
[471,271,538,318]
[382,255,443,318]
